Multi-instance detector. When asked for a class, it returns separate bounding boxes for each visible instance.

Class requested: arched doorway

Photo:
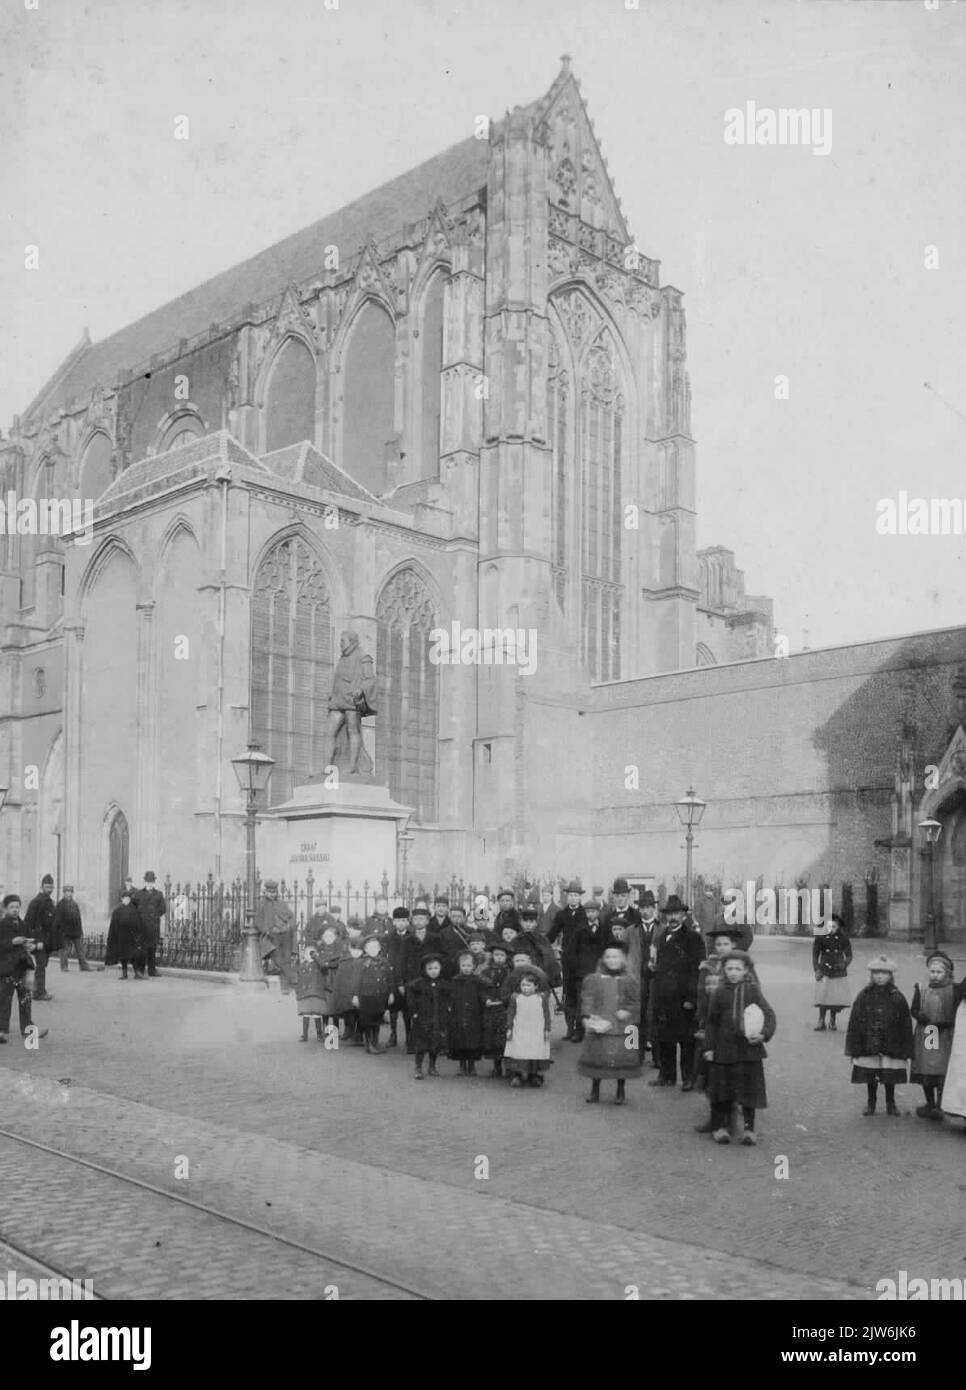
[107,808,130,916]
[932,787,966,941]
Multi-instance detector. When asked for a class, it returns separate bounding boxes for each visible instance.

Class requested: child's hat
[519,903,538,920]
[867,954,898,974]
[926,950,955,972]
[707,922,737,939]
[362,933,383,948]
[421,951,444,968]
[467,929,488,944]
[392,906,410,920]
[721,949,752,966]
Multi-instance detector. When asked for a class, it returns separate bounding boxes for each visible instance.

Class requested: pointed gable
[531,56,630,243]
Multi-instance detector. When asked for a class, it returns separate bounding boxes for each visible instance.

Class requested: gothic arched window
[579,329,623,681]
[342,300,395,495]
[419,275,445,479]
[159,413,204,453]
[376,569,438,823]
[265,338,317,453]
[547,327,569,612]
[250,536,333,805]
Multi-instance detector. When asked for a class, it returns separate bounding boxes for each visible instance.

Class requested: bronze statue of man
[322,629,376,776]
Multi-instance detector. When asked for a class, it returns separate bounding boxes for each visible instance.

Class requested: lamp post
[231,744,276,985]
[675,787,707,910]
[918,818,942,953]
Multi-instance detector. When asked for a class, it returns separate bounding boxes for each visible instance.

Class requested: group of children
[289,893,966,1137]
[293,902,554,1085]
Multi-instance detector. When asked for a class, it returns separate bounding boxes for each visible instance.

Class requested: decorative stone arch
[695,642,717,667]
[157,513,201,566]
[249,520,347,622]
[151,406,207,456]
[78,533,144,609]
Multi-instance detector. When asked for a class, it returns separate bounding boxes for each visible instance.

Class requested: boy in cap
[493,889,522,941]
[384,908,413,1049]
[55,884,90,972]
[431,896,452,937]
[0,895,48,1043]
[23,874,57,1001]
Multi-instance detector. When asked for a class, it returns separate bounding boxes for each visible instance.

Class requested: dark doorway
[107,809,130,916]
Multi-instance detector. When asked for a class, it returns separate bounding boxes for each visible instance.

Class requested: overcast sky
[1,0,964,651]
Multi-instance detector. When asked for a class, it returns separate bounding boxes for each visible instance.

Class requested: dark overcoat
[105,904,143,966]
[330,956,364,1016]
[356,954,393,1024]
[24,892,57,953]
[384,929,413,995]
[845,984,913,1060]
[403,931,438,983]
[480,962,510,1057]
[407,971,451,1052]
[649,923,705,1043]
[813,928,852,978]
[448,972,485,1055]
[132,887,166,948]
[54,898,83,941]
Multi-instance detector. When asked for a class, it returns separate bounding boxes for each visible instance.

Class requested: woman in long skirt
[812,913,852,1031]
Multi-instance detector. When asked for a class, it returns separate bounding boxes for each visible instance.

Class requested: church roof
[95,431,268,513]
[261,441,380,503]
[25,135,489,423]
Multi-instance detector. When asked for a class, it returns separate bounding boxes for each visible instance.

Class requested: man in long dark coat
[23,874,57,1001]
[547,880,589,1041]
[648,894,705,1088]
[133,871,166,978]
[255,880,296,993]
[438,904,473,979]
[511,903,560,987]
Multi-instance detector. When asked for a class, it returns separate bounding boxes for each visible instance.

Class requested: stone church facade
[0,60,961,939]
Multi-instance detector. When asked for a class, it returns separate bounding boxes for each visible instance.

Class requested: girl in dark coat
[845,956,913,1116]
[354,936,394,1054]
[303,924,349,1041]
[104,891,145,979]
[331,943,365,1046]
[702,950,777,1145]
[812,914,852,1030]
[408,953,451,1079]
[579,945,642,1105]
[448,952,485,1075]
[480,945,511,1077]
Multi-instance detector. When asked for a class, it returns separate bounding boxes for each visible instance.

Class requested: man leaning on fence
[255,880,297,992]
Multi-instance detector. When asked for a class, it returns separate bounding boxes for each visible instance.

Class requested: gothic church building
[3,60,792,914]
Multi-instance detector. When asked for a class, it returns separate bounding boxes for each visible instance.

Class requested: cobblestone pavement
[2,938,963,1300]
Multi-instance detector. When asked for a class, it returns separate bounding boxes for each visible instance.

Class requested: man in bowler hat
[648,894,705,1088]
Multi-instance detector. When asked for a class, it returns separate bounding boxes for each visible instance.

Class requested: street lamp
[675,787,706,910]
[231,744,276,985]
[918,818,942,953]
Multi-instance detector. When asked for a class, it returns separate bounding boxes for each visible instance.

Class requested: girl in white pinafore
[504,970,552,1088]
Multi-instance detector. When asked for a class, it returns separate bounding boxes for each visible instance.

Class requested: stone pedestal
[258,778,412,891]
